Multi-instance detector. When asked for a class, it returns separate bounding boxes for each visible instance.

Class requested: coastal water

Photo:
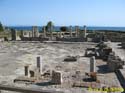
[8,26,125,32]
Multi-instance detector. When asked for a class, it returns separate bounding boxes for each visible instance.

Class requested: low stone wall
[56,37,86,42]
[108,37,125,42]
[21,37,49,41]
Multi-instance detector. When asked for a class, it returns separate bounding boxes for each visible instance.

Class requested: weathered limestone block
[51,71,62,84]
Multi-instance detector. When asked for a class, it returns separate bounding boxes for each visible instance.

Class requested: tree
[0,22,4,32]
[46,21,54,39]
[60,26,68,32]
[46,21,54,32]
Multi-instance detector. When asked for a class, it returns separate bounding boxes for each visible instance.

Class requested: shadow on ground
[97,64,112,74]
[35,81,57,86]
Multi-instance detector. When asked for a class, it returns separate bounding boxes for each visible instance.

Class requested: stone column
[24,66,29,76]
[20,30,24,38]
[36,56,42,74]
[29,31,32,37]
[63,32,65,38]
[90,56,96,72]
[50,26,53,40]
[69,26,72,37]
[43,26,46,38]
[75,26,79,37]
[11,29,17,41]
[83,25,87,38]
[32,26,34,37]
[20,30,24,40]
[60,31,62,38]
[37,57,41,73]
[57,32,60,37]
[32,26,39,37]
[51,71,62,84]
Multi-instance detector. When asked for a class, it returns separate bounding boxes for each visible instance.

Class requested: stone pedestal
[51,71,62,84]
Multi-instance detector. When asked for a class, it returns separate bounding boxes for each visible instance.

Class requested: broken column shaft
[20,30,24,38]
[24,66,29,76]
[37,56,41,73]
[11,29,17,41]
[90,56,96,72]
[57,32,60,37]
[43,26,46,38]
[75,26,79,37]
[32,26,39,37]
[29,31,32,37]
[50,26,53,40]
[69,26,72,37]
[83,25,87,38]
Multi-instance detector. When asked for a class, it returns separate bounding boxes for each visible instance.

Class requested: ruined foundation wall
[107,52,124,71]
[56,37,86,42]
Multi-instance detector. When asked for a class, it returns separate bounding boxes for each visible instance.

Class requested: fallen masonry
[64,56,77,62]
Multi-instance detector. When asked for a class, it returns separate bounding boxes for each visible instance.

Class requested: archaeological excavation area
[0,41,125,93]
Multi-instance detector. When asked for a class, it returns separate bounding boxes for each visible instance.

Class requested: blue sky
[0,0,125,26]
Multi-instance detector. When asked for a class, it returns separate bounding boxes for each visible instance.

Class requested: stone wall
[107,52,124,71]
[108,37,125,42]
[21,37,49,41]
[56,37,86,42]
[121,42,125,49]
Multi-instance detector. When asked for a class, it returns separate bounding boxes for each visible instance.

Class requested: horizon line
[4,25,125,28]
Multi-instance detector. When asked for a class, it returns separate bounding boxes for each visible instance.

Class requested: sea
[8,26,125,32]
